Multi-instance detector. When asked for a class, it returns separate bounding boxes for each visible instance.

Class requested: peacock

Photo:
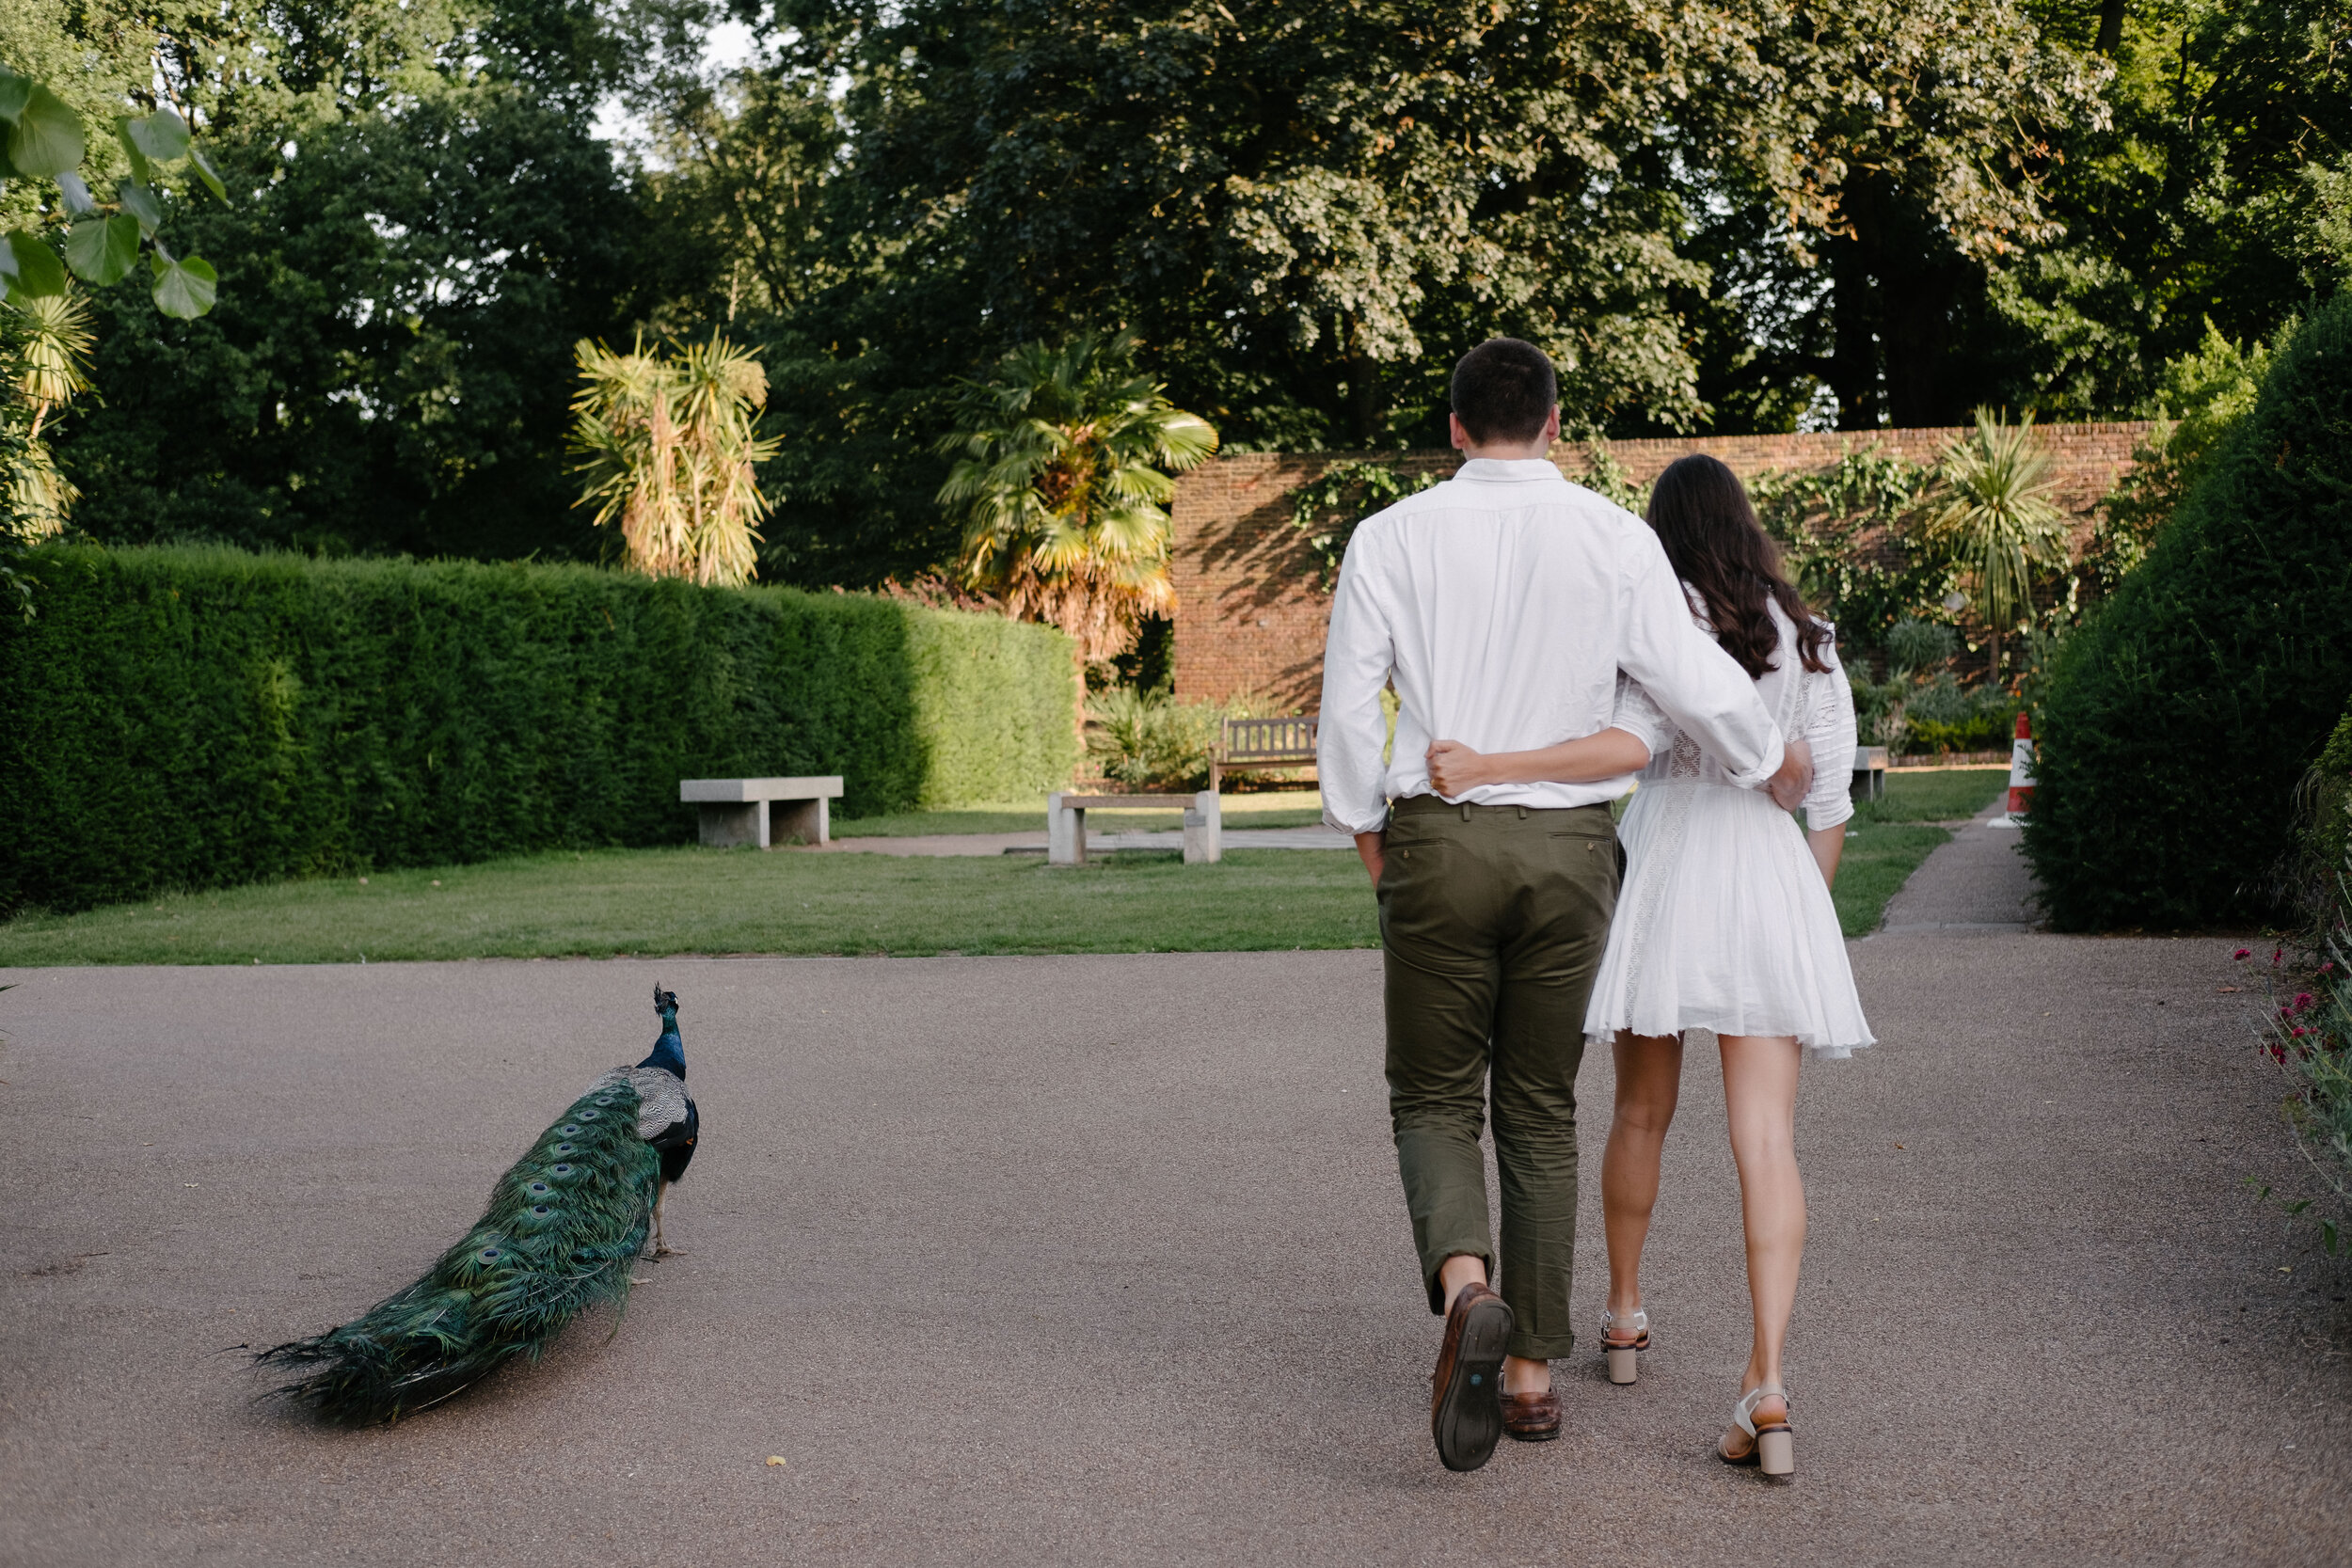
[258,986,702,1424]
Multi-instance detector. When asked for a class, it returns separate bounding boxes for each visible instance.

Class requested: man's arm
[1316,537,1397,867]
[1615,535,1810,803]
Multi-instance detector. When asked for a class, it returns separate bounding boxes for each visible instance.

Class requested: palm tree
[569,332,781,587]
[3,288,95,541]
[936,331,1216,663]
[1923,409,2072,676]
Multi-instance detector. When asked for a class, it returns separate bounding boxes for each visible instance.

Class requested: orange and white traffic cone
[1991,712,2034,829]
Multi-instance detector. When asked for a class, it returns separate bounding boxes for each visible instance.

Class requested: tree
[935,331,1216,663]
[1920,411,2071,675]
[2,288,93,538]
[569,332,781,587]
[30,0,650,561]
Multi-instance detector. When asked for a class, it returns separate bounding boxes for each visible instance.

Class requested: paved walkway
[5,829,2349,1564]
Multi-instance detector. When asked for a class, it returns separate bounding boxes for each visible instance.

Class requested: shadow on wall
[0,546,1080,916]
[1168,425,2151,709]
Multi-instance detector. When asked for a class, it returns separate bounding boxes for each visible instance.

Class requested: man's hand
[1355,830,1386,885]
[1425,740,1489,798]
[1766,736,1814,813]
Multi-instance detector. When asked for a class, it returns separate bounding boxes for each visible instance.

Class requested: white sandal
[1598,1307,1650,1386]
[1718,1382,1793,1476]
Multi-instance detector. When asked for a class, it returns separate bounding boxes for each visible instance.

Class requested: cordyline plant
[568,333,781,588]
[936,330,1216,663]
[1922,410,2072,674]
[4,288,93,540]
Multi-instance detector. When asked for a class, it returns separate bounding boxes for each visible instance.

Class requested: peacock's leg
[651,1181,679,1257]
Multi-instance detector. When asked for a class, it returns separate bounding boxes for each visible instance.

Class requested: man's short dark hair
[1451,339,1558,445]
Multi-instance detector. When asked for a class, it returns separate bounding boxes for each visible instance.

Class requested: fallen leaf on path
[765,1456,787,1467]
[2218,986,2243,993]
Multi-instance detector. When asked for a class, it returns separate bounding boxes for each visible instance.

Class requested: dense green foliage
[0,545,1078,914]
[6,0,2344,590]
[2026,295,2352,930]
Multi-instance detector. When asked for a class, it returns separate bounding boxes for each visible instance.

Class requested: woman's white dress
[1583,593,1875,1059]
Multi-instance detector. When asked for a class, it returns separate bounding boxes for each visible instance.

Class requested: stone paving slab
[3,830,2346,1565]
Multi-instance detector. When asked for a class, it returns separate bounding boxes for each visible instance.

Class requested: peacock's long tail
[258,1082,661,1425]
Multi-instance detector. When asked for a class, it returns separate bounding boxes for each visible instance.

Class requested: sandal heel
[1605,1345,1639,1385]
[1756,1427,1793,1476]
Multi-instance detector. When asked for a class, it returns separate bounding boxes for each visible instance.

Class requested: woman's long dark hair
[1644,454,1830,678]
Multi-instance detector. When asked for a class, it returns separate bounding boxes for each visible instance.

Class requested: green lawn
[1816,767,2005,936]
[0,772,2006,966]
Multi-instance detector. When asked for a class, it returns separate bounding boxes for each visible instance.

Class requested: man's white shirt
[1316,457,1786,835]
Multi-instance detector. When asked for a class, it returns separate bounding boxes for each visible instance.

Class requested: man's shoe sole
[1432,1293,1513,1472]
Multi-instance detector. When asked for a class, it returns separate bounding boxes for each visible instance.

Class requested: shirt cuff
[1323,804,1390,835]
[1725,731,1787,791]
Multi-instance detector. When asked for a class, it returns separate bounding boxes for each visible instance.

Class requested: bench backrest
[1221,715,1318,761]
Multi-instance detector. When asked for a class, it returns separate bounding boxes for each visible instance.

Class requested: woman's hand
[1426,739,1491,798]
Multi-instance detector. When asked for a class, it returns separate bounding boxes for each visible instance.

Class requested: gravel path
[4,824,2346,1566]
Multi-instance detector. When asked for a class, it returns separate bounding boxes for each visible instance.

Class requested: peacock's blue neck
[640,1014,686,1079]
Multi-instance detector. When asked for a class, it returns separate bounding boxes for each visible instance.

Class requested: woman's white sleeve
[1609,673,1671,762]
[1802,635,1859,830]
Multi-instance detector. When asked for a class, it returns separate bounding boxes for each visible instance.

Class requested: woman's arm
[1807,824,1844,890]
[1425,728,1653,797]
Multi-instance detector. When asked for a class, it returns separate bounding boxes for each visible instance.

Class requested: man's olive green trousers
[1377,795,1619,1362]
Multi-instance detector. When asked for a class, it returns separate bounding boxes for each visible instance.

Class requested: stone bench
[1047,791,1221,866]
[1850,746,1890,802]
[680,776,844,848]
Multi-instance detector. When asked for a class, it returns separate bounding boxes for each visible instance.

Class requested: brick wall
[1169,422,2152,707]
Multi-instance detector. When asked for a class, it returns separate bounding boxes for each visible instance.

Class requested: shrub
[2026,296,2352,929]
[1084,687,1262,790]
[0,545,1079,914]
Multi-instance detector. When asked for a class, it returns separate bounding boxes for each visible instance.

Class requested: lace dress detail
[1583,592,1872,1058]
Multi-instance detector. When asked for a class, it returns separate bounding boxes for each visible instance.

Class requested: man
[1316,338,1809,1472]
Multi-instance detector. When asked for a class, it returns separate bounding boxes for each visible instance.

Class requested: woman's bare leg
[1718,1033,1804,1397]
[1602,1030,1684,1327]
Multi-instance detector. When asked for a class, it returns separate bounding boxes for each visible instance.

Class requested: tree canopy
[10,0,2344,584]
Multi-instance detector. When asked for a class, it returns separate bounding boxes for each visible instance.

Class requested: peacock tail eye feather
[255,1072,666,1426]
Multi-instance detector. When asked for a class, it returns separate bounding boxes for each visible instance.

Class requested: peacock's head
[641,985,686,1077]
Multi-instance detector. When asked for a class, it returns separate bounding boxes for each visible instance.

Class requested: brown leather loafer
[1429,1281,1514,1472]
[1502,1386,1562,1442]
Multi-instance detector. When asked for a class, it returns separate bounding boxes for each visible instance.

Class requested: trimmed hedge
[2026,296,2352,929]
[0,546,1079,915]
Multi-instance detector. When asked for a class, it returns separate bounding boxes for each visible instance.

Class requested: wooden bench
[680,776,844,848]
[1211,715,1318,792]
[1047,791,1221,866]
[1850,746,1889,802]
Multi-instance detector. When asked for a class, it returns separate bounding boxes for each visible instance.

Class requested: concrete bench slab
[1851,745,1890,802]
[681,775,844,848]
[1048,790,1220,866]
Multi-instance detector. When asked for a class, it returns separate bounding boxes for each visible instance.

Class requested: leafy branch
[0,61,228,318]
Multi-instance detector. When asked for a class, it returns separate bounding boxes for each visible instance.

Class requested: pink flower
[2296,993,2314,1009]
[2234,947,2252,959]
[2274,948,2286,965]
[2269,1041,2288,1062]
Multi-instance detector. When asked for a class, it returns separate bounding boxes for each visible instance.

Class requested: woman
[1424,453,1870,1478]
